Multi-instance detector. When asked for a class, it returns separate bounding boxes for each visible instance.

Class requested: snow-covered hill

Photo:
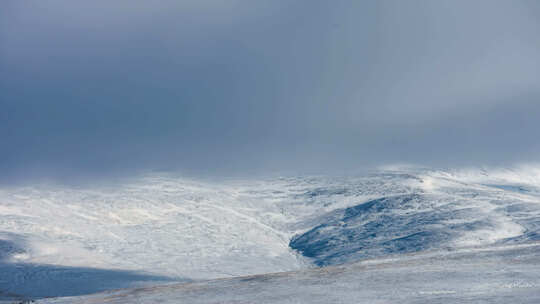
[38,242,540,304]
[2,166,540,302]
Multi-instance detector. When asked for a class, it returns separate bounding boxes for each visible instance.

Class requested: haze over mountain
[2,0,540,182]
[2,1,540,303]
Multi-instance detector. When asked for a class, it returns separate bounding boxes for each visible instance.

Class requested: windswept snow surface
[2,166,540,302]
[38,243,540,304]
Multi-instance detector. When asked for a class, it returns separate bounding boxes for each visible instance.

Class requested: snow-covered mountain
[37,242,540,304]
[1,166,540,302]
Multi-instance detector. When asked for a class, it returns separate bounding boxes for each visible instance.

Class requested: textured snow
[37,243,540,304]
[2,166,540,302]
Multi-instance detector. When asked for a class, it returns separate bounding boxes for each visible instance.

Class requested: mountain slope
[38,242,540,304]
[1,166,540,302]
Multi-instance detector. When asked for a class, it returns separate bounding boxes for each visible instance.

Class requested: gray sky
[2,0,540,182]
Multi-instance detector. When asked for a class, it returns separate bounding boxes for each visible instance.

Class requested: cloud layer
[2,0,540,182]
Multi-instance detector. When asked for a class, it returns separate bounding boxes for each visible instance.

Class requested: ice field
[1,166,540,302]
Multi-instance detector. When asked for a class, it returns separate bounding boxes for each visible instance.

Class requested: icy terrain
[38,243,540,304]
[1,166,540,302]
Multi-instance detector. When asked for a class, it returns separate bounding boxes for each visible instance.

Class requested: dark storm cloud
[1,0,540,182]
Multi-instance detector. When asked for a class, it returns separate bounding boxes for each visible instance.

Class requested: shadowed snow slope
[38,243,540,304]
[2,166,540,302]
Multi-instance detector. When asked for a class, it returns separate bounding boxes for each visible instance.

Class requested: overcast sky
[2,0,540,182]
